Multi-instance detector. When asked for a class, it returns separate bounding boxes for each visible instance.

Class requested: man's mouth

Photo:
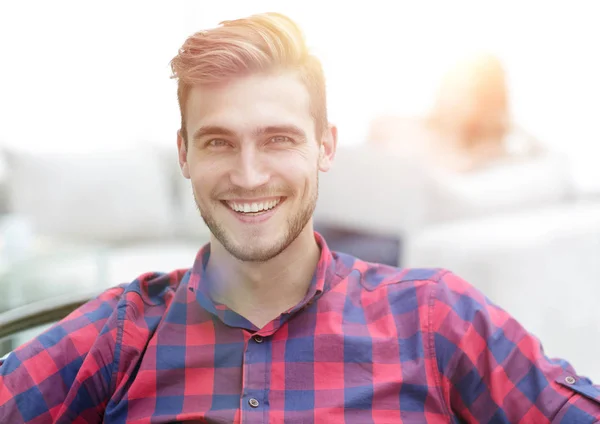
[222,197,284,216]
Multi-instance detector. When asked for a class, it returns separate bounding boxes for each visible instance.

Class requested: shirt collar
[186,231,338,328]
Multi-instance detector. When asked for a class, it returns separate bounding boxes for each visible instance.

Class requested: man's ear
[177,130,190,179]
[318,124,338,172]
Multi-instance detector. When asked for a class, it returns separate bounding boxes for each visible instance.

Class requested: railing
[0,291,97,343]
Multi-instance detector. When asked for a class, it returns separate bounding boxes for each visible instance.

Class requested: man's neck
[205,226,321,329]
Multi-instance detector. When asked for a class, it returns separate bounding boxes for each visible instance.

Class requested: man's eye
[270,136,293,144]
[208,139,228,147]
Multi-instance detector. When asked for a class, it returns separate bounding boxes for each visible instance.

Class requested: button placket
[241,332,270,419]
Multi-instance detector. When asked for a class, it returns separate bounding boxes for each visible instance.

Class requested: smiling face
[178,72,336,262]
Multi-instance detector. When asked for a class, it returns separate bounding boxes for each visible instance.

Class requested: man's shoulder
[340,253,450,291]
[117,268,191,306]
[342,256,487,304]
[333,253,479,297]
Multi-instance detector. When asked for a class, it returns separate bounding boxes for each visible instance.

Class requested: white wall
[0,1,186,153]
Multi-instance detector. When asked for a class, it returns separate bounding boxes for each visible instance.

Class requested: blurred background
[0,1,599,381]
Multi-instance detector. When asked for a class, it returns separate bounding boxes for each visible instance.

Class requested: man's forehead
[185,73,314,135]
[186,72,310,110]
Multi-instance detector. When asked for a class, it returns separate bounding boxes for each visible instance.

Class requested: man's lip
[220,196,284,203]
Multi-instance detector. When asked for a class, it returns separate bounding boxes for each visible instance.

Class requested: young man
[1,12,598,424]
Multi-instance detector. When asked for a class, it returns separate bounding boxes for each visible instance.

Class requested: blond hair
[170,12,328,145]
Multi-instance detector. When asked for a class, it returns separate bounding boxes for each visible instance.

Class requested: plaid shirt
[1,233,599,423]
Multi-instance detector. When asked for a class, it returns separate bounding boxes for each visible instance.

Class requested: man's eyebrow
[253,125,307,139]
[192,126,236,140]
[192,124,307,141]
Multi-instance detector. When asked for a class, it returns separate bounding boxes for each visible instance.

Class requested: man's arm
[0,284,127,423]
[432,271,600,423]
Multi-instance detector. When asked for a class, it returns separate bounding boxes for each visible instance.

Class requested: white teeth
[227,198,281,213]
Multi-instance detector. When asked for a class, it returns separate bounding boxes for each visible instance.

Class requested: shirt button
[248,398,260,408]
[565,376,576,385]
[253,335,264,343]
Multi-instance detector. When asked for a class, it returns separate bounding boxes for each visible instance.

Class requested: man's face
[178,72,335,262]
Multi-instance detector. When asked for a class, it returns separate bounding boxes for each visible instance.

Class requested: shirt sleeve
[0,284,127,423]
[432,271,600,423]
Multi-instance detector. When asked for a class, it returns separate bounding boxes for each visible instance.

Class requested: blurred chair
[5,148,175,243]
[315,146,435,234]
[425,151,573,223]
[314,145,437,265]
[4,145,212,245]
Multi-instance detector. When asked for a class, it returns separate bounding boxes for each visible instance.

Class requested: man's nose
[229,147,270,190]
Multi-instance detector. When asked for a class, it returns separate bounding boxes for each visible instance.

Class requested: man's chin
[204,222,282,261]
[202,198,315,262]
[225,242,286,263]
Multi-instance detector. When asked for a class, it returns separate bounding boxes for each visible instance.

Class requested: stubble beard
[195,175,319,262]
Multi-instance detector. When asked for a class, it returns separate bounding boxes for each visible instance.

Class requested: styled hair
[170,12,327,145]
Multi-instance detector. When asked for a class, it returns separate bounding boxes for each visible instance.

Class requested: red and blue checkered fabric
[1,233,599,423]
